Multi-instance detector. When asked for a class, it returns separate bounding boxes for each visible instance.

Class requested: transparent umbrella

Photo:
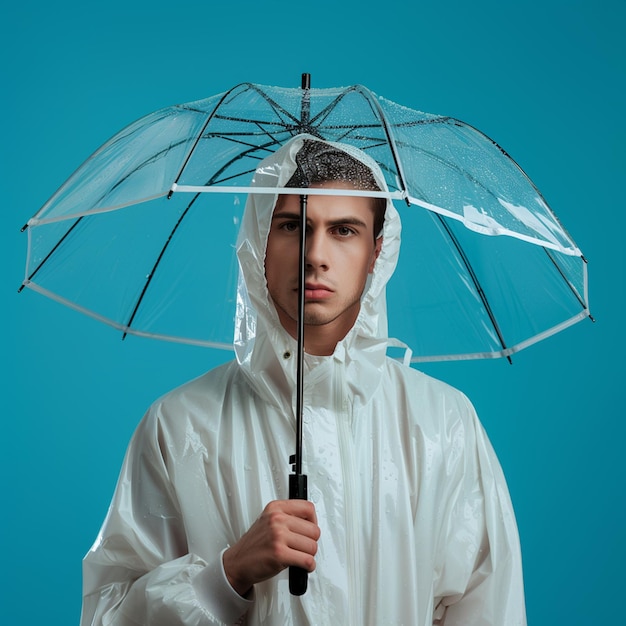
[20,76,590,363]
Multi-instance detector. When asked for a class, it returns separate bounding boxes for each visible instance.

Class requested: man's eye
[335,226,355,236]
[280,222,299,232]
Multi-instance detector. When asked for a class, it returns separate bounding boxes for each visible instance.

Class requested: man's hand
[222,500,320,597]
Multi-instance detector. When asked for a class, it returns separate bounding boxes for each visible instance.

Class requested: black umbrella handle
[289,472,308,595]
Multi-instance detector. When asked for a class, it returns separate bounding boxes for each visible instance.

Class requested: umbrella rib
[305,87,377,140]
[207,166,259,186]
[210,114,295,129]
[246,83,303,126]
[171,83,256,191]
[198,85,302,138]
[18,217,84,290]
[353,85,410,202]
[123,194,200,338]
[387,116,455,129]
[171,82,307,192]
[203,137,287,186]
[307,85,359,128]
[435,214,512,362]
[543,248,589,311]
[95,139,192,207]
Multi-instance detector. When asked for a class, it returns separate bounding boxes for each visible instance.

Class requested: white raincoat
[81,135,527,625]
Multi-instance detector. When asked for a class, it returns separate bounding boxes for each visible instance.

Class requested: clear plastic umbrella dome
[20,80,591,361]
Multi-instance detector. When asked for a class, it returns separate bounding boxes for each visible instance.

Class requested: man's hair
[284,139,386,240]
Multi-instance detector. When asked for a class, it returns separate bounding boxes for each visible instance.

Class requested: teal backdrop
[2,1,624,624]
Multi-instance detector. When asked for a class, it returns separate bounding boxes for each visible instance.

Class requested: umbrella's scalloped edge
[21,280,592,361]
[20,281,233,350]
[408,309,592,363]
[26,191,171,228]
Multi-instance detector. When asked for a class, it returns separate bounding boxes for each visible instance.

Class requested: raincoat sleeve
[80,407,253,626]
[432,394,526,625]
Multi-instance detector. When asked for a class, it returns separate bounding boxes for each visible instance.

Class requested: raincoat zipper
[335,366,362,625]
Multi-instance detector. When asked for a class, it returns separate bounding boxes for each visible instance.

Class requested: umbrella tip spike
[301,73,311,89]
[21,223,29,232]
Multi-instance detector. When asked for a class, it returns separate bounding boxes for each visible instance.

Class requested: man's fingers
[282,545,318,573]
[267,499,318,525]
[223,499,321,594]
[286,533,319,569]
[285,514,321,543]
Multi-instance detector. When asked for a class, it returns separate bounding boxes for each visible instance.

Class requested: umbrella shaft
[301,73,311,127]
[294,193,308,475]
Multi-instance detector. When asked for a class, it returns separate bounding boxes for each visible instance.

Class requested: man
[81,136,526,625]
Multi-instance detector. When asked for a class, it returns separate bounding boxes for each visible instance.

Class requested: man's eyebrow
[271,210,301,221]
[326,217,368,229]
[271,211,368,229]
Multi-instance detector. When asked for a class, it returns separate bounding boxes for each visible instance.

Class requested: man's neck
[277,310,359,357]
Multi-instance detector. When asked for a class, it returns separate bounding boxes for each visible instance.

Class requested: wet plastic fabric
[81,137,526,625]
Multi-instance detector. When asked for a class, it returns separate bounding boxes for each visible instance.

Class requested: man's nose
[305,230,329,269]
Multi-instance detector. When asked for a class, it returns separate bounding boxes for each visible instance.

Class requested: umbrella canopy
[20,79,591,361]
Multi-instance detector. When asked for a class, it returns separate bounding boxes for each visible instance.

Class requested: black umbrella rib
[353,85,411,203]
[246,84,302,126]
[171,83,307,191]
[289,84,381,139]
[388,116,455,129]
[125,134,285,338]
[249,123,295,147]
[18,217,84,291]
[306,85,360,128]
[202,137,286,186]
[203,84,303,141]
[543,248,590,313]
[200,128,294,150]
[218,122,298,150]
[200,133,283,158]
[122,194,200,338]
[92,139,191,207]
[171,83,255,192]
[209,113,294,130]
[208,166,259,186]
[203,129,287,156]
[435,214,512,361]
[131,136,289,334]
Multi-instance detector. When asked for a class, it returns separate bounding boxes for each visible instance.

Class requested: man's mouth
[303,283,333,300]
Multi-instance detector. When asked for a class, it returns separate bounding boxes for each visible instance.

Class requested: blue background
[2,1,624,623]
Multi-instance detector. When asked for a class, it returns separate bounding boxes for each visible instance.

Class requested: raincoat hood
[234,134,402,411]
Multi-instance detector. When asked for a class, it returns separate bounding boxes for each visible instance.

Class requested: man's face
[265,182,382,355]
